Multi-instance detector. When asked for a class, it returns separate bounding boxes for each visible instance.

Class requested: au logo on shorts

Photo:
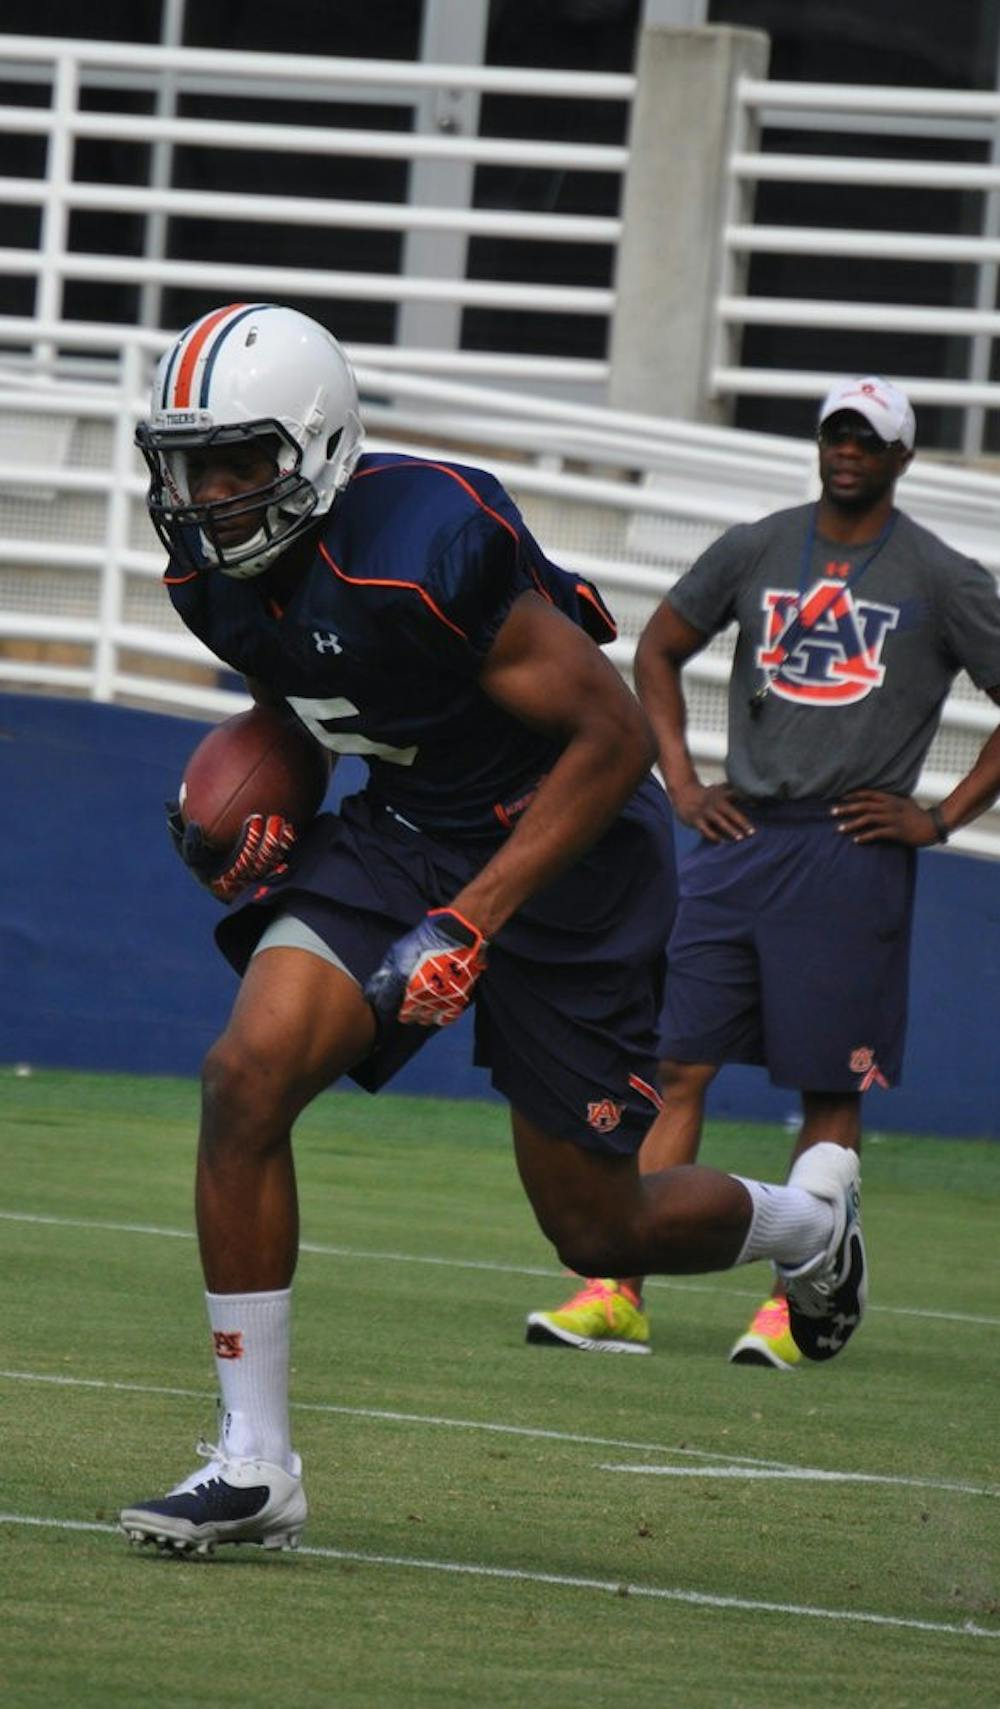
[587,1098,624,1133]
[849,1047,888,1090]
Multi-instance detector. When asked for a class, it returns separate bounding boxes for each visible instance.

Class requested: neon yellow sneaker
[729,1295,801,1370]
[525,1278,651,1354]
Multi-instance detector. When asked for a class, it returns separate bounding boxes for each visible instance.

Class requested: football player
[121,304,869,1554]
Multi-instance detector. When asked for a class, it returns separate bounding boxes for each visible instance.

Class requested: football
[178,704,333,849]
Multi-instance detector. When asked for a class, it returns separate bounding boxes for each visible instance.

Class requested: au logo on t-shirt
[756,574,900,705]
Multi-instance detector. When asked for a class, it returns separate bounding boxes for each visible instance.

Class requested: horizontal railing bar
[710,365,1000,410]
[0,350,607,390]
[0,462,125,492]
[930,698,1000,733]
[0,249,614,313]
[549,555,685,596]
[108,673,248,715]
[0,389,124,417]
[0,540,107,569]
[361,402,811,484]
[0,178,621,244]
[351,350,609,382]
[0,613,99,640]
[0,106,628,171]
[0,343,608,390]
[731,151,1000,190]
[0,660,95,688]
[0,36,635,98]
[725,224,1000,264]
[0,317,169,353]
[353,360,812,454]
[112,623,222,663]
[756,109,996,142]
[738,78,1000,117]
[718,295,1000,335]
[0,61,418,106]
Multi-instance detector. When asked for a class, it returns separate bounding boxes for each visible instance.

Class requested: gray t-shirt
[668,502,1000,799]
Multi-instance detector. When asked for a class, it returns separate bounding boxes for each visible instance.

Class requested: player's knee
[549,1211,635,1280]
[200,1034,292,1145]
[556,1233,634,1277]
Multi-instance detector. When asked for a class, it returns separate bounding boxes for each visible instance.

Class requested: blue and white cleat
[120,1441,307,1557]
[779,1142,867,1362]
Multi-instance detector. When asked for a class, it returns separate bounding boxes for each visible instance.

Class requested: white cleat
[779,1142,868,1362]
[120,1441,307,1557]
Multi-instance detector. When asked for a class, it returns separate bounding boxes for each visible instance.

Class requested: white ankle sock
[205,1287,294,1472]
[731,1177,835,1268]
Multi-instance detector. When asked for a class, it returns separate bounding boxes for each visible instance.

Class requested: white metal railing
[0,33,631,393]
[3,319,1000,857]
[719,78,1000,453]
[10,33,1000,444]
[0,36,636,98]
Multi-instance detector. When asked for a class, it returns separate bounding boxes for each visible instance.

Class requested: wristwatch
[928,804,950,844]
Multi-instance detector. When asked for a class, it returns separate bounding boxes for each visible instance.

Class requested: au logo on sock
[213,1330,244,1360]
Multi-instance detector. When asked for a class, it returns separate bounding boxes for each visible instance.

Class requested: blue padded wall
[3,694,998,1138]
[1,694,490,1096]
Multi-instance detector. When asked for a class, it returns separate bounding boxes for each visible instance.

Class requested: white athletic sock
[205,1287,294,1472]
[731,1177,835,1268]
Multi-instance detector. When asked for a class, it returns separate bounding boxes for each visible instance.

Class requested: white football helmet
[137,303,365,577]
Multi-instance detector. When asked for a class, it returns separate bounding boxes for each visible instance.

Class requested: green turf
[1,1067,998,1708]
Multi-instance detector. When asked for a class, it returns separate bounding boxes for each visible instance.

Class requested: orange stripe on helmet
[172,303,247,408]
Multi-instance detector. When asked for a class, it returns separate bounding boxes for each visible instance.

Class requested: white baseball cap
[818,375,916,450]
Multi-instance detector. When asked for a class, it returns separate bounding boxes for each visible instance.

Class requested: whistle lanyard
[748,506,899,716]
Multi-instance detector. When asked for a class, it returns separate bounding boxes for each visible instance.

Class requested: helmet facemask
[137,418,326,578]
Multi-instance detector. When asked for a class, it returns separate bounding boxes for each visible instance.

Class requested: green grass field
[2,1067,998,1708]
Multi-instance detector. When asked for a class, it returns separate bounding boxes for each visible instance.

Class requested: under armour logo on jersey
[312,630,343,654]
[756,578,899,705]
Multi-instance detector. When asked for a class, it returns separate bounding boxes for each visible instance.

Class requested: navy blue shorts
[659,799,916,1092]
[216,779,676,1155]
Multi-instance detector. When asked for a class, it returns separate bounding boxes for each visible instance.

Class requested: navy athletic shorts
[215,778,677,1155]
[658,798,916,1092]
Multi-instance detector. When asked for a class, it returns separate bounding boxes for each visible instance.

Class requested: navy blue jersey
[167,452,618,837]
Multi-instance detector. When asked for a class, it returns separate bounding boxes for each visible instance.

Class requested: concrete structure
[609,25,770,422]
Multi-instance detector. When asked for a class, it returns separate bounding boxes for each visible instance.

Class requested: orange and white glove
[363,908,488,1027]
[167,803,297,904]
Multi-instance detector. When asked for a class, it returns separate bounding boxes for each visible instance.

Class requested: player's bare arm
[634,598,756,842]
[447,591,656,938]
[833,685,1000,844]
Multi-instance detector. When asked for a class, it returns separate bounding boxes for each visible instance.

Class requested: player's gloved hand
[166,801,297,904]
[363,908,488,1028]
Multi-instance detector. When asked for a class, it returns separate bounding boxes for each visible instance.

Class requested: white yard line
[599,1463,998,1495]
[2,1367,997,1498]
[2,1512,997,1642]
[2,1208,998,1327]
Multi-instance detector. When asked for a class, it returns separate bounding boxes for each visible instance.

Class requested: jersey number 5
[287,695,418,767]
